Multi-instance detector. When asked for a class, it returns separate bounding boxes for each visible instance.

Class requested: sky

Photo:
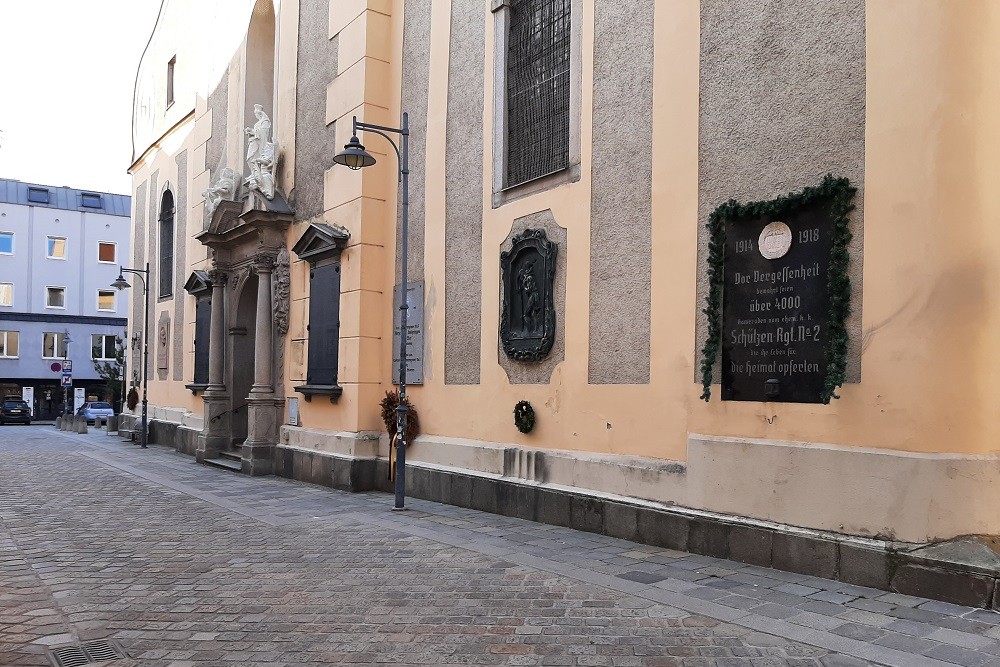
[0,1,162,196]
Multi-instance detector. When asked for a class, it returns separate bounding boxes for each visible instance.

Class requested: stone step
[204,457,243,473]
[218,450,242,463]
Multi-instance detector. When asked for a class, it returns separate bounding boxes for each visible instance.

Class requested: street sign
[62,360,73,372]
[61,375,72,387]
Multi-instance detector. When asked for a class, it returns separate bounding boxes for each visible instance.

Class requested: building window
[97,290,115,312]
[27,187,49,204]
[0,331,18,359]
[98,241,116,263]
[81,193,103,209]
[46,286,65,309]
[159,190,174,297]
[167,56,176,107]
[42,332,68,359]
[92,334,118,361]
[505,0,571,188]
[0,232,13,255]
[0,283,11,307]
[47,236,67,259]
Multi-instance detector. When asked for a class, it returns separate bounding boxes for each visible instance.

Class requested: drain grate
[48,640,127,667]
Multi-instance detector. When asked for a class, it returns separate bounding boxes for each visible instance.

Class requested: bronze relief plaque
[501,228,557,362]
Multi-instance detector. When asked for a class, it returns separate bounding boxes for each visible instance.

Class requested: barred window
[159,190,174,298]
[505,0,571,188]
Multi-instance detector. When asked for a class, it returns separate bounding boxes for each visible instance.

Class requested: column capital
[253,253,275,274]
[208,269,228,287]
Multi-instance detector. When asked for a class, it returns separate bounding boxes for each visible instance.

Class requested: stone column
[243,252,280,475]
[208,269,227,390]
[251,254,274,394]
[197,268,231,463]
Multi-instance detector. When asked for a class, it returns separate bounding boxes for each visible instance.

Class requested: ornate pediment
[196,190,294,249]
[291,223,351,264]
[184,270,212,296]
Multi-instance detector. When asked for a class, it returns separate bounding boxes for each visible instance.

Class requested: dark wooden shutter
[307,262,341,386]
[193,298,211,384]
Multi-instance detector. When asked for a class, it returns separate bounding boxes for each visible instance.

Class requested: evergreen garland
[699,174,856,404]
[514,400,536,434]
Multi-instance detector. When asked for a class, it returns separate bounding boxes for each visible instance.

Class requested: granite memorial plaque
[722,201,835,403]
[392,281,424,385]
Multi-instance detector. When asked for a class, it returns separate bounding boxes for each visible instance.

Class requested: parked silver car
[77,402,115,424]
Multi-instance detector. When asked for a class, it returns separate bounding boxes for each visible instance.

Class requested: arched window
[159,190,174,297]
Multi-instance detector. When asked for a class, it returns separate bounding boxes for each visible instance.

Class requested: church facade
[128,0,1000,594]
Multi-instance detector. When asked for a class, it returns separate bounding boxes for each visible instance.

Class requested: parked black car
[0,399,31,425]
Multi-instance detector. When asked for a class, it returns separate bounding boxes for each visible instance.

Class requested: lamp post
[112,263,150,448]
[334,113,410,510]
[63,329,72,416]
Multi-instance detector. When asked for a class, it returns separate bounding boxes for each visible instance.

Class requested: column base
[196,390,231,463]
[243,394,283,475]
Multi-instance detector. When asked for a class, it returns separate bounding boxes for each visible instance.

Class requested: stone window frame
[490,0,583,209]
[183,270,212,393]
[291,223,351,402]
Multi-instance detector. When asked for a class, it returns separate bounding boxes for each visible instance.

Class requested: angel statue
[244,104,278,200]
[201,167,238,217]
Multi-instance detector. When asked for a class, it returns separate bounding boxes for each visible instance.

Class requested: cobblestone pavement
[2,428,1000,666]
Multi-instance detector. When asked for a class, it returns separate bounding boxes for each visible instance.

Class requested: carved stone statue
[202,167,238,217]
[244,104,278,200]
[273,247,290,336]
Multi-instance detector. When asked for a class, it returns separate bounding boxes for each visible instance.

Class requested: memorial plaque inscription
[722,201,835,403]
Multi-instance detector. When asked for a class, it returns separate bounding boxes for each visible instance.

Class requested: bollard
[61,416,70,431]
[55,416,62,430]
[95,416,104,430]
[107,415,118,433]
[76,418,88,434]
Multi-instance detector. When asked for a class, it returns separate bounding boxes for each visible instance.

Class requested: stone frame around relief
[500,228,558,362]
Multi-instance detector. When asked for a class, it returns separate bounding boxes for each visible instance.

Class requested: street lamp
[112,263,150,448]
[334,113,410,510]
[62,329,72,416]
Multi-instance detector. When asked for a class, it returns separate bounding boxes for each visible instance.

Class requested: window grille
[159,191,174,297]
[506,0,571,188]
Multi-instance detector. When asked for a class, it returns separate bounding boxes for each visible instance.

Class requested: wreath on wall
[514,400,536,434]
[699,174,856,404]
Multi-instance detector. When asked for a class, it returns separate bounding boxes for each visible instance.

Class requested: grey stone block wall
[588,0,654,384]
[444,2,485,385]
[132,181,147,379]
[293,0,338,222]
[204,74,229,228]
[173,150,187,382]
[696,0,866,383]
[396,0,431,284]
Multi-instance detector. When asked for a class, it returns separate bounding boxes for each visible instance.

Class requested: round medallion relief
[758,221,792,260]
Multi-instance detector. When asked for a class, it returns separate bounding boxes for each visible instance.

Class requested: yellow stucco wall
[129,0,1000,539]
